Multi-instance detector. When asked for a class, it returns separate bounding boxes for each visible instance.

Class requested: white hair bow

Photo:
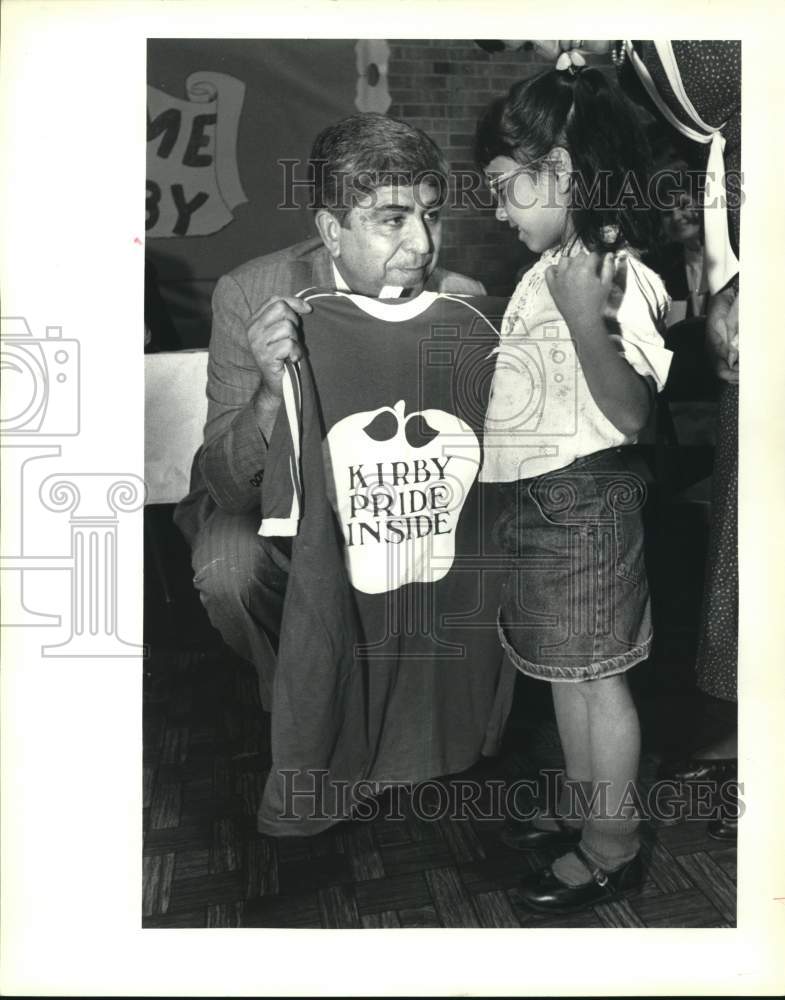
[532,40,609,67]
[555,48,587,71]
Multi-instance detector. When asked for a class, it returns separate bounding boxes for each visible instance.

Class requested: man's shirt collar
[331,260,403,299]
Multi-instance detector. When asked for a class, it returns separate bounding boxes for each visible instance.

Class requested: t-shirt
[262,289,504,592]
[256,289,517,833]
[481,240,673,483]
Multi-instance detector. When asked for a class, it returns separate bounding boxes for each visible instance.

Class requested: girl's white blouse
[481,240,672,483]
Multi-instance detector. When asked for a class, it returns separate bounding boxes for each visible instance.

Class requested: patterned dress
[632,41,740,701]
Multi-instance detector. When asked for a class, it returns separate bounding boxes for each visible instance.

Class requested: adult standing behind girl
[645,166,709,325]
[475,59,671,913]
[616,42,740,841]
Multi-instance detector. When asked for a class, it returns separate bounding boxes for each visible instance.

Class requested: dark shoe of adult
[707,816,738,842]
[517,847,644,914]
[662,756,737,783]
[499,817,582,852]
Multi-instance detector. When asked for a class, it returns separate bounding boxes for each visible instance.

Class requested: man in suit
[174,112,485,707]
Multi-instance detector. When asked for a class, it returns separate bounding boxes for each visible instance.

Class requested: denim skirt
[492,447,652,682]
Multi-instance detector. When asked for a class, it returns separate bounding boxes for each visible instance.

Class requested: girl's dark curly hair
[475,67,657,252]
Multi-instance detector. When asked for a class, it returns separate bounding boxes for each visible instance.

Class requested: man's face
[332,181,443,296]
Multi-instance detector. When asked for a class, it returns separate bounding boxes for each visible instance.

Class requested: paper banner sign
[146,71,248,238]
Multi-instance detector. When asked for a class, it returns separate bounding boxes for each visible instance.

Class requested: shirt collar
[331,260,403,299]
[331,260,350,291]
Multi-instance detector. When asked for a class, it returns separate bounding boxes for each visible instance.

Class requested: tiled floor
[143,462,736,929]
[142,644,736,929]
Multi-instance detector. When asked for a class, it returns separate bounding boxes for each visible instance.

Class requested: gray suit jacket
[175,237,485,543]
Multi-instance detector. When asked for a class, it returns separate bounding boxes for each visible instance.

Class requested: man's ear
[315,209,343,258]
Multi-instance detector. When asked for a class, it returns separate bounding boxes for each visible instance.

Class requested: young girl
[475,61,671,913]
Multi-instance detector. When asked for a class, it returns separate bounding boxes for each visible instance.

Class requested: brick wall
[386,40,612,296]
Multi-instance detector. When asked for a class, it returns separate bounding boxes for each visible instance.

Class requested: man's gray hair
[309,112,449,218]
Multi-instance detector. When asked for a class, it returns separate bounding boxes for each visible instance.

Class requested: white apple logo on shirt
[325,399,480,595]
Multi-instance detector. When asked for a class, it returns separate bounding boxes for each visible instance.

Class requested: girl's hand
[545,251,650,436]
[545,251,626,336]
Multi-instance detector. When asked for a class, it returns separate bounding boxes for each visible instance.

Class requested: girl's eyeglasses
[485,154,550,205]
[487,167,527,205]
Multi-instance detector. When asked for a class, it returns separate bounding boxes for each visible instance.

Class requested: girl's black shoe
[517,846,644,914]
[661,756,737,783]
[707,816,738,841]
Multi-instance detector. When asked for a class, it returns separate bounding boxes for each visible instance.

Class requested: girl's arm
[545,252,653,437]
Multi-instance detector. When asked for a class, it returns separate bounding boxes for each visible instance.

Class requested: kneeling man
[174,112,485,706]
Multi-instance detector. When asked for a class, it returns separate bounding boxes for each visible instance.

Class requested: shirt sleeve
[198,274,269,512]
[259,361,303,538]
[611,256,673,392]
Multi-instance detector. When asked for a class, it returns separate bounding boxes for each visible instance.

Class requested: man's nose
[403,217,433,255]
[495,202,508,223]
